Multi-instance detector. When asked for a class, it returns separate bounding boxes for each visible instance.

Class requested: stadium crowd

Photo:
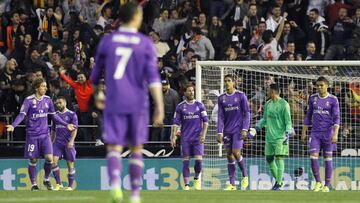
[0,0,359,144]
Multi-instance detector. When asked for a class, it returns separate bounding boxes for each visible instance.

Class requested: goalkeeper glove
[283,129,295,145]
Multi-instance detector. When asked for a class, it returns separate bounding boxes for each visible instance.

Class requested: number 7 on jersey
[114,47,133,80]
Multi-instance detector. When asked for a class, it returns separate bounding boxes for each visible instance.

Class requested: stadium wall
[0,158,359,190]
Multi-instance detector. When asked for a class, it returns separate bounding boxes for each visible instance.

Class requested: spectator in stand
[96,0,113,29]
[305,8,328,58]
[0,58,20,114]
[250,21,266,47]
[325,0,356,29]
[266,5,284,32]
[198,13,208,35]
[304,41,319,60]
[278,21,305,53]
[59,66,93,141]
[324,8,355,60]
[149,31,170,58]
[189,27,215,60]
[208,16,230,60]
[89,89,105,146]
[259,12,287,60]
[230,20,251,54]
[225,0,249,26]
[152,8,187,41]
[243,4,265,34]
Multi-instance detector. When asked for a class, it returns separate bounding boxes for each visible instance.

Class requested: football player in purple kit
[216,74,250,191]
[51,96,78,191]
[6,78,75,191]
[90,2,164,203]
[171,84,209,191]
[302,76,340,192]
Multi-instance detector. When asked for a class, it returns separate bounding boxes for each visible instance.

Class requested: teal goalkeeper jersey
[257,98,293,143]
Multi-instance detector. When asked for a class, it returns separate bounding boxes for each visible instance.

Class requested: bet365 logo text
[0,168,77,190]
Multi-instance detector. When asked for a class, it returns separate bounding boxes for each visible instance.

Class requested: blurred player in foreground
[217,74,250,190]
[171,84,209,190]
[6,78,75,191]
[90,2,164,203]
[51,96,78,191]
[256,83,294,190]
[302,77,340,192]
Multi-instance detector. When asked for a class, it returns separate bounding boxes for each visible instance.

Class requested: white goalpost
[196,61,360,190]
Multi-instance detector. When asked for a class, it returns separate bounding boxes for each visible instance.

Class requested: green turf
[0,190,359,203]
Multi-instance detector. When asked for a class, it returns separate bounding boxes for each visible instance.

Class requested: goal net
[196,61,360,190]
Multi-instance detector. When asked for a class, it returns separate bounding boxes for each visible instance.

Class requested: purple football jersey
[304,93,340,133]
[53,110,78,146]
[90,27,161,114]
[173,100,208,142]
[19,95,56,138]
[217,91,250,135]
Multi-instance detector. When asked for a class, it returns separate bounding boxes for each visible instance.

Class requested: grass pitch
[0,190,358,203]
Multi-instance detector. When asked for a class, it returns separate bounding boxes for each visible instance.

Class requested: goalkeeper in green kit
[254,84,294,190]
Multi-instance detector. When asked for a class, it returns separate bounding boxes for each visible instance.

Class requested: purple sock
[311,157,321,182]
[194,160,202,179]
[107,151,122,188]
[28,162,37,185]
[227,161,236,186]
[236,156,248,177]
[44,161,53,180]
[52,165,61,184]
[68,168,75,188]
[129,152,143,198]
[325,158,333,187]
[183,160,190,185]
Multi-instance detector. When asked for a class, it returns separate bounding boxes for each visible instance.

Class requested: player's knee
[130,145,143,153]
[194,156,202,160]
[275,155,284,160]
[324,156,332,161]
[107,144,123,152]
[68,167,76,174]
[266,156,274,163]
[45,156,53,163]
[29,159,37,164]
[227,154,234,160]
[183,156,190,161]
[310,153,319,159]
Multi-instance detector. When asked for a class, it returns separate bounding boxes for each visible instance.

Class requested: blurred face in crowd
[186,50,194,60]
[31,50,40,60]
[275,0,284,6]
[258,22,266,33]
[249,47,258,55]
[338,8,347,19]
[36,82,47,96]
[191,19,198,27]
[171,9,178,19]
[249,5,257,16]
[34,71,43,79]
[52,52,61,64]
[73,30,80,40]
[149,31,160,43]
[55,98,66,112]
[287,53,295,61]
[162,83,170,93]
[356,8,360,17]
[287,42,295,53]
[20,13,28,23]
[46,8,54,18]
[211,16,219,26]
[224,76,235,92]
[273,7,281,18]
[283,23,291,34]
[104,7,112,18]
[185,86,195,101]
[334,83,342,94]
[77,73,86,84]
[306,42,316,55]
[309,11,318,22]
[316,80,328,96]
[6,59,17,72]
[236,0,243,5]
[161,9,169,20]
[24,34,32,46]
[62,31,69,42]
[12,13,20,25]
[191,57,198,68]
[199,13,206,24]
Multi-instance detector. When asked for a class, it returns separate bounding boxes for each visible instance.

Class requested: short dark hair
[309,8,319,15]
[32,77,46,90]
[316,76,329,85]
[262,30,273,44]
[119,2,140,24]
[192,55,201,61]
[224,74,235,81]
[56,96,67,103]
[185,83,195,91]
[269,83,280,93]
